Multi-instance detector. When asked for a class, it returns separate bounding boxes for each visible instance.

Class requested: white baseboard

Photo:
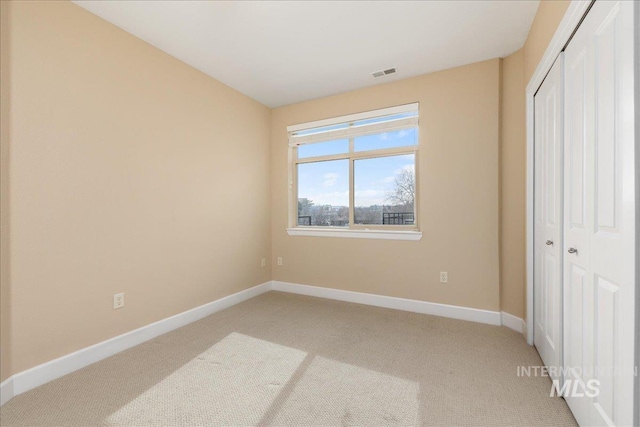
[501,311,526,335]
[0,377,13,406]
[1,280,520,407]
[0,281,271,406]
[271,281,502,326]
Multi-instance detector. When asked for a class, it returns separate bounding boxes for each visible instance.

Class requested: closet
[533,1,636,426]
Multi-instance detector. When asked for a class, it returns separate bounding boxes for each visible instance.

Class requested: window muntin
[289,104,419,231]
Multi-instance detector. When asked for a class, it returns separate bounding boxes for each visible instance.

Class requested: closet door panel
[533,54,564,382]
[563,32,592,425]
[588,3,634,425]
[593,276,618,423]
[593,12,619,234]
[564,48,593,258]
[590,12,620,425]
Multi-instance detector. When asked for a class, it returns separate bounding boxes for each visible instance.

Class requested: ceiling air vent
[371,67,396,79]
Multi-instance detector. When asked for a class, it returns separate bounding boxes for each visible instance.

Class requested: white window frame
[286,103,422,241]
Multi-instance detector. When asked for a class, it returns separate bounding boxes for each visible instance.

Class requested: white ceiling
[73,1,540,108]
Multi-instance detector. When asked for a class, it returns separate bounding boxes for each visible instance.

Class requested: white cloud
[355,189,387,207]
[378,162,414,186]
[379,175,396,184]
[305,190,349,206]
[322,172,339,188]
[394,163,415,175]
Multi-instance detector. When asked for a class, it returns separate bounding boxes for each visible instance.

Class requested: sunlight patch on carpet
[106,332,307,425]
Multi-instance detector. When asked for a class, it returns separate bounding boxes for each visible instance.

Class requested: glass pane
[297,139,349,159]
[354,128,417,152]
[354,154,415,225]
[298,159,349,227]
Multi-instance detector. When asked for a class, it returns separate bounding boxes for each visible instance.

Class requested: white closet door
[563,1,636,425]
[563,14,593,424]
[533,54,564,383]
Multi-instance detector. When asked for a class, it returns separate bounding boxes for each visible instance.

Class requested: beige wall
[1,0,12,383]
[523,0,571,83]
[4,1,271,375]
[498,0,571,320]
[500,49,526,319]
[271,59,501,312]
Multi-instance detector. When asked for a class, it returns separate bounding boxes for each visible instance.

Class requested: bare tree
[298,198,314,216]
[386,169,415,209]
[355,205,383,224]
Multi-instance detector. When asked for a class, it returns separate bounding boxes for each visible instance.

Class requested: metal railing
[298,212,414,226]
[298,215,312,226]
[382,212,414,225]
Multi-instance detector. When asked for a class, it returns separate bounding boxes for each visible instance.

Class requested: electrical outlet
[277,257,283,266]
[440,272,448,283]
[113,293,125,309]
[261,258,266,267]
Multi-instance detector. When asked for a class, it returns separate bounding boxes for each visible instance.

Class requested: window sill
[286,228,422,241]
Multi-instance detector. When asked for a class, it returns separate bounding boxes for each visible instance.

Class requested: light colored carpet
[0,291,577,426]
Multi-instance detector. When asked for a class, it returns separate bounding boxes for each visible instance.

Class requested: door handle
[546,240,554,246]
[568,248,578,254]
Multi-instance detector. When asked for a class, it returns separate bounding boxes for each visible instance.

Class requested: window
[288,103,420,239]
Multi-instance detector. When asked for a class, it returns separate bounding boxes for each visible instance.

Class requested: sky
[297,127,417,207]
[298,152,415,207]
